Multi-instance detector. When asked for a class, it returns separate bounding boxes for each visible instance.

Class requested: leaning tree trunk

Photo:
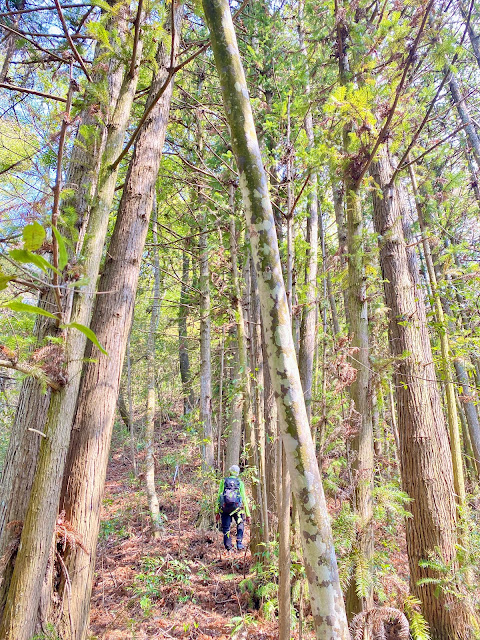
[201,1,349,636]
[52,13,183,638]
[0,9,128,599]
[371,149,478,640]
[0,26,141,640]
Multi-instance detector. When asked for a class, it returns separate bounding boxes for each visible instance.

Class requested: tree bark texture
[0,17,138,638]
[409,162,466,504]
[53,15,182,638]
[0,7,128,594]
[343,181,374,620]
[201,1,349,636]
[371,149,476,640]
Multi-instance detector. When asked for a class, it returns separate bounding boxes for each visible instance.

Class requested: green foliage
[8,249,60,275]
[23,222,45,251]
[30,624,61,640]
[130,556,193,615]
[61,322,107,355]
[2,300,57,320]
[403,596,431,640]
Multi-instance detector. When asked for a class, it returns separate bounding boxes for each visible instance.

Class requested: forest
[0,0,479,638]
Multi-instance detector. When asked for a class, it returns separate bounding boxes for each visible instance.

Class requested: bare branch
[0,22,66,62]
[0,4,91,19]
[129,0,144,79]
[0,359,61,391]
[396,123,468,173]
[390,0,475,184]
[53,0,92,81]
[0,82,68,103]
[354,0,435,188]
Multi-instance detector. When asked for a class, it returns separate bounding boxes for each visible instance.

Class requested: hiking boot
[236,543,245,551]
[225,546,233,553]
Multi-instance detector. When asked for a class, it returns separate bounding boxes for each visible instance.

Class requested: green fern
[354,552,372,599]
[404,596,430,640]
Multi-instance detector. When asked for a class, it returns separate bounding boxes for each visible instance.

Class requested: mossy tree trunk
[52,12,183,638]
[201,1,349,636]
[0,21,141,639]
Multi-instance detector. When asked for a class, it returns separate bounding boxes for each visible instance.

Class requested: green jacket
[216,476,250,517]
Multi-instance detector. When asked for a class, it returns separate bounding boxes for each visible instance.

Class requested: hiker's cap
[229,465,240,476]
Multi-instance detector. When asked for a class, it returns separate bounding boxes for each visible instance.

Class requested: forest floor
[88,418,410,640]
[88,419,297,640]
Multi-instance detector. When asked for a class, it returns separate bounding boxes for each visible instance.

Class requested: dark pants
[221,511,244,550]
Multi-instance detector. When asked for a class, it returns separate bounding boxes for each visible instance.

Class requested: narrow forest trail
[88,419,296,640]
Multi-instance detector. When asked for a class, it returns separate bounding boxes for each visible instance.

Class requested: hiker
[215,465,250,551]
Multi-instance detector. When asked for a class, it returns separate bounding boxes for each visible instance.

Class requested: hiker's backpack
[220,476,242,514]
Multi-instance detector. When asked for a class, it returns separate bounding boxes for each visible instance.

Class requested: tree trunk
[201,1,349,635]
[199,219,214,468]
[371,148,477,640]
[145,198,162,537]
[278,445,291,640]
[0,8,128,597]
[179,245,194,413]
[53,14,182,638]
[448,71,480,169]
[297,0,319,426]
[249,253,269,546]
[343,182,374,620]
[408,162,466,504]
[0,29,142,640]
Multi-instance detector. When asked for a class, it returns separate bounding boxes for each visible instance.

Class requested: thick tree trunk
[201,1,349,635]
[371,149,477,640]
[408,162,466,504]
[0,28,141,639]
[53,15,182,638]
[0,11,127,595]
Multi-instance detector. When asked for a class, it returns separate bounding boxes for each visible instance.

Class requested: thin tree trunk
[371,149,477,639]
[196,111,215,469]
[278,445,291,640]
[448,71,480,169]
[145,198,162,536]
[225,346,243,470]
[250,253,269,546]
[201,1,349,635]
[297,0,319,426]
[217,326,226,470]
[0,2,24,83]
[179,245,194,413]
[126,334,137,476]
